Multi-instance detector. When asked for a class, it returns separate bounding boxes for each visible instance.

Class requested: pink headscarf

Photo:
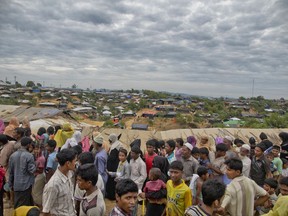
[0,119,5,134]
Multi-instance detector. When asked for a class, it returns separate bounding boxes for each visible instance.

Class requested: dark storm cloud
[0,0,287,98]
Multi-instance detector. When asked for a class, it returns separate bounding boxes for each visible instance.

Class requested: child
[141,168,166,216]
[76,164,106,216]
[208,143,228,183]
[191,147,200,161]
[45,140,58,182]
[271,145,283,178]
[281,158,288,178]
[185,179,226,216]
[144,139,158,176]
[166,161,192,216]
[199,147,212,175]
[266,152,279,178]
[258,178,278,215]
[165,139,176,164]
[175,138,184,161]
[189,166,209,205]
[107,148,131,181]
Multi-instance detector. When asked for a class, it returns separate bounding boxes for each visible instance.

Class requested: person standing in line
[42,149,77,216]
[106,133,123,200]
[218,158,269,216]
[166,161,192,216]
[9,137,36,208]
[165,140,176,164]
[238,144,251,177]
[181,143,199,184]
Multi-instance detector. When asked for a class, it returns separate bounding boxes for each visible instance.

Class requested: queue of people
[0,116,287,216]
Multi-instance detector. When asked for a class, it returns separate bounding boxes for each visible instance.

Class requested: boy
[76,164,106,216]
[185,179,226,216]
[219,158,269,216]
[42,149,77,216]
[166,161,192,216]
[108,148,131,181]
[165,140,176,164]
[199,148,212,175]
[191,147,200,161]
[175,138,184,161]
[263,177,288,216]
[45,139,58,182]
[144,139,157,176]
[109,179,138,216]
[207,143,228,183]
[259,178,278,215]
[250,143,272,187]
[189,166,209,205]
[266,152,279,178]
[271,145,282,178]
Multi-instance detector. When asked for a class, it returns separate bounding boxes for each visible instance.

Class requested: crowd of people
[0,116,288,216]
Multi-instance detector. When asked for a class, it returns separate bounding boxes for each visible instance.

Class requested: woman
[54,123,74,148]
[3,117,19,140]
[197,135,215,163]
[106,133,123,200]
[280,132,288,160]
[152,156,170,182]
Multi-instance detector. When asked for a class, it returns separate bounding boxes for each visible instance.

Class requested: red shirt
[144,153,157,175]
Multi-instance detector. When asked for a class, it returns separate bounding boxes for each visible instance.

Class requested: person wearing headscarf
[80,126,93,152]
[279,132,288,160]
[54,123,74,148]
[152,156,170,182]
[106,133,123,200]
[0,119,5,134]
[3,117,19,140]
[21,116,31,137]
[187,136,197,148]
[61,131,82,149]
[197,135,215,163]
[259,132,273,151]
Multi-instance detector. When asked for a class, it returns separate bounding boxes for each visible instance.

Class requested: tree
[15,81,22,88]
[36,83,42,87]
[72,84,77,89]
[26,81,35,87]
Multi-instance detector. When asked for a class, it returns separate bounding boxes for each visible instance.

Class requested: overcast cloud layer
[0,0,288,99]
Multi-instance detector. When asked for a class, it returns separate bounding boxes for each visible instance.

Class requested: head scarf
[109,133,122,153]
[153,156,170,182]
[0,119,5,134]
[187,136,197,147]
[3,117,19,139]
[54,123,74,147]
[22,116,30,129]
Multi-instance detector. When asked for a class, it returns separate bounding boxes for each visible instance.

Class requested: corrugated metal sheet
[0,105,62,122]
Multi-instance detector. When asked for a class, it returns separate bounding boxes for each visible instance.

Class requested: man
[9,137,36,208]
[93,134,108,188]
[250,143,272,186]
[109,179,138,216]
[223,136,237,159]
[42,148,77,216]
[0,134,15,168]
[218,158,269,216]
[185,179,226,216]
[76,164,106,216]
[181,143,199,183]
[238,144,251,177]
[166,161,192,215]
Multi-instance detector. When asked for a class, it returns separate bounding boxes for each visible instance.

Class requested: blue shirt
[46,151,58,171]
[9,148,36,191]
[95,149,108,184]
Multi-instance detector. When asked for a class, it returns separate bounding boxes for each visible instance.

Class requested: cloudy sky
[0,0,287,99]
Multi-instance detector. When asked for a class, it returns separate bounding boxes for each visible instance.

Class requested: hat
[184,143,193,151]
[93,134,103,145]
[224,136,233,143]
[241,144,251,151]
[109,133,117,143]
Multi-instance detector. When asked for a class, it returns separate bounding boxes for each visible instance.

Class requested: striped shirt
[221,175,267,216]
[185,205,211,216]
[42,169,76,216]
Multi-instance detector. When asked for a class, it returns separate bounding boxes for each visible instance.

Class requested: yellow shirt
[166,179,192,216]
[14,206,39,216]
[263,195,288,216]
